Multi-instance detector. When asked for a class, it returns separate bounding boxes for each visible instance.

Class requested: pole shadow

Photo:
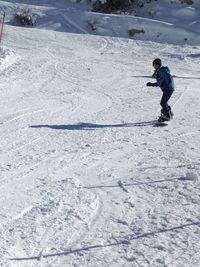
[131,75,151,78]
[173,75,200,80]
[9,221,200,261]
[131,75,200,80]
[186,53,200,59]
[83,177,184,190]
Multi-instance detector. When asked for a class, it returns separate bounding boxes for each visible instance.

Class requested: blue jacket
[152,66,175,92]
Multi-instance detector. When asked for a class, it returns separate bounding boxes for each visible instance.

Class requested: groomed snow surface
[0,1,200,267]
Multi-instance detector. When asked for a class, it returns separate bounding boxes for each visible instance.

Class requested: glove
[146,82,153,87]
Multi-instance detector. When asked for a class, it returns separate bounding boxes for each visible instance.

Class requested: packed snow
[0,0,200,266]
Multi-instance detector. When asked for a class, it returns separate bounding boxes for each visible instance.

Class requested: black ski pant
[160,90,173,117]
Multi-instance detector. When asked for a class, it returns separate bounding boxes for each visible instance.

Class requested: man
[146,58,175,122]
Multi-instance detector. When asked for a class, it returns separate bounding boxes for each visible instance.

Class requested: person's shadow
[30,121,158,130]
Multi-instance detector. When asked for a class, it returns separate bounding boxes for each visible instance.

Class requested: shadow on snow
[83,176,188,190]
[30,121,158,130]
[9,221,200,262]
[131,75,200,80]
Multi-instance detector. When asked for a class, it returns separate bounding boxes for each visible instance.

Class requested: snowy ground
[0,1,200,267]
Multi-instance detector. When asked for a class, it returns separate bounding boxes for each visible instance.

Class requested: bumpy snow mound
[0,177,99,263]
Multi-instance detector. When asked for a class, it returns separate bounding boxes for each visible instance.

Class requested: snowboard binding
[158,114,170,123]
[158,107,174,123]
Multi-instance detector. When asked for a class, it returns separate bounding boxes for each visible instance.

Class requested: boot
[160,109,170,120]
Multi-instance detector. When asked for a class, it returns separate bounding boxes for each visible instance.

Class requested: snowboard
[154,115,171,126]
[154,120,169,126]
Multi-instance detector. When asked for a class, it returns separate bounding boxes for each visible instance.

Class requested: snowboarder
[146,58,175,122]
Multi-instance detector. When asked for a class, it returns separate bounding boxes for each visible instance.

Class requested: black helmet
[153,58,162,66]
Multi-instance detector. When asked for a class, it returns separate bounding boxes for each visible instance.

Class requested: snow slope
[0,0,200,44]
[0,1,200,267]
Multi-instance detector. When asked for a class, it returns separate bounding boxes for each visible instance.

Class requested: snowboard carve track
[1,109,46,125]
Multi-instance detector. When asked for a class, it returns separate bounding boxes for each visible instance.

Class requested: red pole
[0,12,6,46]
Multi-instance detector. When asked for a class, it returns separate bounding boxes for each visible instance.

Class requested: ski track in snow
[0,3,200,266]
